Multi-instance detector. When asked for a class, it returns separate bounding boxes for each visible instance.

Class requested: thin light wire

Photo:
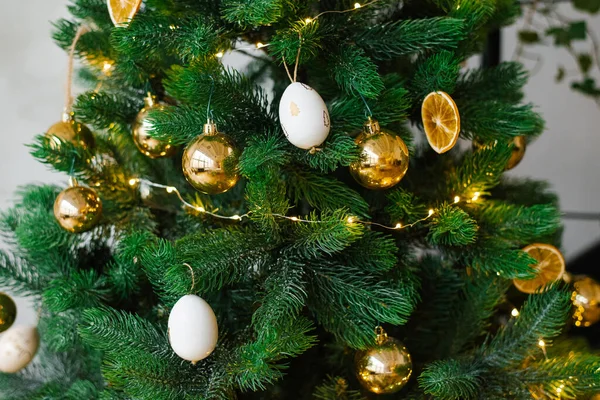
[132,178,444,231]
[137,179,251,221]
[65,25,89,111]
[313,0,379,19]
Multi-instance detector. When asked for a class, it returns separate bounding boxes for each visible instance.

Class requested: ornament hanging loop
[65,25,90,112]
[206,76,215,123]
[183,263,196,293]
[375,326,388,345]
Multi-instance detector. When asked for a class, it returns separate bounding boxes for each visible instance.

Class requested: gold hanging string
[65,25,89,112]
[183,263,196,293]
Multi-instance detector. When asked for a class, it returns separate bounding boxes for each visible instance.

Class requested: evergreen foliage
[1,0,598,399]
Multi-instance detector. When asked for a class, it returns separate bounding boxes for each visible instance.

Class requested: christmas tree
[1,0,600,399]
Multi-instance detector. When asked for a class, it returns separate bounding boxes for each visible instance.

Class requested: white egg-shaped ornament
[168,295,218,363]
[0,325,39,373]
[278,82,331,150]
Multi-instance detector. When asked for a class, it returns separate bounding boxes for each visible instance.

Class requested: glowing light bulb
[428,209,434,216]
[395,223,402,229]
[347,216,355,223]
[215,51,224,58]
[538,339,546,348]
[354,2,361,8]
[128,178,138,186]
[197,206,205,213]
[232,215,241,220]
[102,61,113,72]
[304,17,313,23]
[472,192,480,201]
[290,216,299,222]
[256,42,265,49]
[511,308,519,317]
[166,186,176,193]
[454,196,460,204]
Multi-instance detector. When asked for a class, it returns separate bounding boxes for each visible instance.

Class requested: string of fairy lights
[129,177,484,231]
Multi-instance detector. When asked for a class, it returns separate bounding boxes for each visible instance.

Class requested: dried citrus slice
[421,91,461,154]
[513,243,566,294]
[108,0,142,26]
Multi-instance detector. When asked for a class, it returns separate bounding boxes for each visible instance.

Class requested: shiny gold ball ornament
[132,95,177,159]
[54,178,103,233]
[355,326,413,394]
[506,135,527,170]
[46,112,95,151]
[572,275,600,327]
[182,120,239,195]
[350,118,409,190]
[0,293,17,333]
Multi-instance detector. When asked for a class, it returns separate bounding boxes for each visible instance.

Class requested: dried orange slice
[513,243,566,294]
[108,0,142,26]
[422,91,461,154]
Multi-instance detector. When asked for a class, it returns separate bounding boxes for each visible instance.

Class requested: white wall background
[1,1,599,326]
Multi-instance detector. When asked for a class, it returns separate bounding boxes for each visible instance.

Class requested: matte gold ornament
[0,293,17,333]
[182,121,239,195]
[132,95,177,159]
[355,326,413,394]
[54,178,103,233]
[572,275,600,327]
[350,118,409,190]
[506,135,526,170]
[46,112,95,151]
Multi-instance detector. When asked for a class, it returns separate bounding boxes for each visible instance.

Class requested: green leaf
[546,21,587,46]
[577,53,593,74]
[574,0,600,14]
[518,30,540,44]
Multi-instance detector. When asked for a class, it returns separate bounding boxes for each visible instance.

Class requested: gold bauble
[0,293,17,334]
[355,327,413,394]
[350,118,409,190]
[472,136,526,170]
[54,179,103,233]
[572,275,600,327]
[47,112,95,151]
[132,96,177,158]
[182,121,239,195]
[507,135,526,170]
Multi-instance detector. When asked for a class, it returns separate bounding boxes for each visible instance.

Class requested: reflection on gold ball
[572,275,600,327]
[54,185,103,233]
[355,328,412,394]
[350,118,409,190]
[507,135,526,170]
[132,97,177,158]
[182,122,239,195]
[47,113,95,151]
[0,293,17,334]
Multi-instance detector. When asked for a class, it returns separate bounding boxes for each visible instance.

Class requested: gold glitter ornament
[54,178,103,233]
[132,95,177,159]
[349,118,409,190]
[46,112,95,151]
[572,275,600,327]
[0,293,17,333]
[355,326,413,394]
[182,121,239,195]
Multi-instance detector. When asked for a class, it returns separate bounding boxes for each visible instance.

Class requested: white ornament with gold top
[278,82,330,149]
[0,325,40,373]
